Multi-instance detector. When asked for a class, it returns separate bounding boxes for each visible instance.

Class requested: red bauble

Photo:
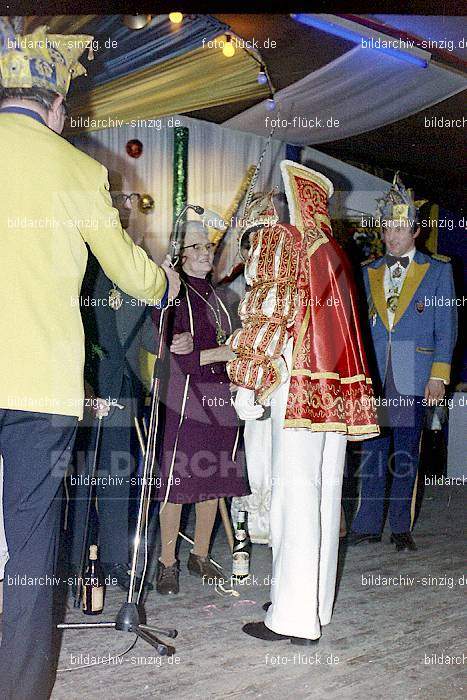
[126,139,143,158]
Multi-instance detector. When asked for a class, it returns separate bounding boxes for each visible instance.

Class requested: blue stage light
[291,14,429,68]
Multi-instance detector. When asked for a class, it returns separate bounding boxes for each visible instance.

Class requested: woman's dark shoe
[242,621,319,646]
[156,560,180,595]
[187,552,225,584]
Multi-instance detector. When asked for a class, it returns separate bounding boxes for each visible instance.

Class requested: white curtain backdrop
[72,116,286,262]
[224,46,467,143]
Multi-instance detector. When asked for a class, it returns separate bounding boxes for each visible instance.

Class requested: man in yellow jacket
[0,18,179,699]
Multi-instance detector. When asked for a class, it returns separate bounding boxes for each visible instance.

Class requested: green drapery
[172,126,189,228]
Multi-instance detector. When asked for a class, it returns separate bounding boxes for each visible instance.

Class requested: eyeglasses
[182,243,215,253]
[112,193,135,207]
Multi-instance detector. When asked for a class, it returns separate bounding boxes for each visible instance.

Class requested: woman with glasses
[153,221,249,595]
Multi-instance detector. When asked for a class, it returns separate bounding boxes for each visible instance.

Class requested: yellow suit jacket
[0,112,167,418]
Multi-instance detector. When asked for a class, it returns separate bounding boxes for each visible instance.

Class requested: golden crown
[376,172,418,223]
[0,18,93,96]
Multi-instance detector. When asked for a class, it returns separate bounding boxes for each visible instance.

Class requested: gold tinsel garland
[208,165,257,247]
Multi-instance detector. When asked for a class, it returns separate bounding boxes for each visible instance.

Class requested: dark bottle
[82,544,105,615]
[232,510,252,580]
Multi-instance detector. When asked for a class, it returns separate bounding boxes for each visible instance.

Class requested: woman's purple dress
[153,275,249,504]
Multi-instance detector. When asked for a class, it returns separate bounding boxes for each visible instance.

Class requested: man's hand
[170,332,193,355]
[200,345,236,365]
[424,378,445,404]
[161,255,180,302]
[84,380,111,419]
[235,387,264,420]
[218,344,236,363]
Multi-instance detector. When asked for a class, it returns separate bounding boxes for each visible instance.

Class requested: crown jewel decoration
[376,172,418,223]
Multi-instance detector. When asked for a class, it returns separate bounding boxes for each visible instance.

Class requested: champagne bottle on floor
[82,544,105,615]
[232,510,251,580]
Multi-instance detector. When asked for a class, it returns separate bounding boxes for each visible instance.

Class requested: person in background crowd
[348,174,457,552]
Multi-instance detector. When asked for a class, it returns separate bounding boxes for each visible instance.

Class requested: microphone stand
[56,210,197,655]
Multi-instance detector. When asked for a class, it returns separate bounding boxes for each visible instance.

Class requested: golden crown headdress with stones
[0,17,93,96]
[376,172,418,223]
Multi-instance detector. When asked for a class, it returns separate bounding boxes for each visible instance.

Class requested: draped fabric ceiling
[67,42,269,129]
[21,13,466,208]
[24,13,466,147]
[25,14,271,132]
[225,44,467,143]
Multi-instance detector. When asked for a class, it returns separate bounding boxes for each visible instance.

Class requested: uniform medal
[415,300,425,314]
[387,295,399,313]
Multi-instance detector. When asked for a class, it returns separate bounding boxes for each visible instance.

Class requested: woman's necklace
[184,281,231,345]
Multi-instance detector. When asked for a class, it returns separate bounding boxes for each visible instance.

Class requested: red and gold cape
[228,222,379,438]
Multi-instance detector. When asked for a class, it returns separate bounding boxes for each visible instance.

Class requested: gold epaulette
[431,253,451,263]
[361,257,376,267]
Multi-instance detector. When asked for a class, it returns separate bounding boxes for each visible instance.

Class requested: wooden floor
[42,486,466,698]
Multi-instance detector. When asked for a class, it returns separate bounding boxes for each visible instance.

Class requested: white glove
[234,387,264,420]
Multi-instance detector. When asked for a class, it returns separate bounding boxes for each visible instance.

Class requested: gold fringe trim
[284,419,380,435]
[291,370,373,385]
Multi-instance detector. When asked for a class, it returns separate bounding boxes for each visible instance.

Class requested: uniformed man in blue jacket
[348,175,457,551]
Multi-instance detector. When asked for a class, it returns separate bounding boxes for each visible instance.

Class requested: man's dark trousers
[352,361,425,535]
[0,409,77,700]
